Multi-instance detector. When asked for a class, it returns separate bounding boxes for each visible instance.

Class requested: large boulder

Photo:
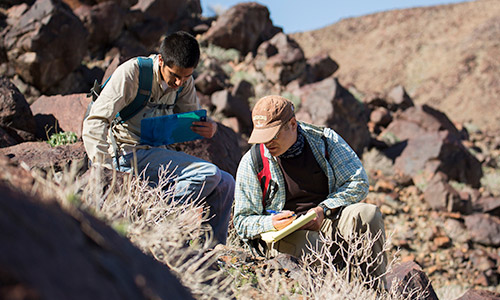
[0,77,36,144]
[74,2,125,52]
[0,127,17,148]
[0,175,193,300]
[381,105,462,143]
[386,261,439,300]
[302,53,339,85]
[0,154,35,193]
[0,141,87,173]
[254,32,306,85]
[201,2,281,55]
[464,213,500,247]
[194,58,228,95]
[62,0,138,10]
[30,93,91,139]
[394,130,482,188]
[455,289,500,300]
[2,0,88,92]
[292,77,370,156]
[173,122,242,177]
[131,0,201,24]
[383,105,482,187]
[423,172,471,213]
[211,90,252,134]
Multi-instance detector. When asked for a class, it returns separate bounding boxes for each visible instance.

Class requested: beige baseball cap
[248,95,295,144]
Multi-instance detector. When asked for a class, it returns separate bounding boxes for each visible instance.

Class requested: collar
[279,126,305,159]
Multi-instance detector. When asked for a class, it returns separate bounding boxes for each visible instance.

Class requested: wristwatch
[319,203,333,219]
[319,203,343,220]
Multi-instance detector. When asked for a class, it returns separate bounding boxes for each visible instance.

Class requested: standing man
[234,95,387,282]
[83,31,234,245]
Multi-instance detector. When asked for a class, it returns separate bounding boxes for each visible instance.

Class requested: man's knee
[355,203,383,225]
[339,203,384,233]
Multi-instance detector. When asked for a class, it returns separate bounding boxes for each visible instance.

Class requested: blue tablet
[140,109,207,146]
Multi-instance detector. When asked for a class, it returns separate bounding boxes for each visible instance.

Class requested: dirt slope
[291,0,500,132]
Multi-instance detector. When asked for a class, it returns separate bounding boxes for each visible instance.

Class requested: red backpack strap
[250,144,272,212]
[322,135,330,160]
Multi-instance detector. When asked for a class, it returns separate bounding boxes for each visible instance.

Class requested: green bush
[47,132,78,147]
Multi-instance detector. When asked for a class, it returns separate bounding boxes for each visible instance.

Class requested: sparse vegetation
[47,131,78,147]
[24,163,426,299]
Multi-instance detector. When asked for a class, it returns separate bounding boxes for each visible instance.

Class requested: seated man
[234,95,387,282]
[83,31,234,245]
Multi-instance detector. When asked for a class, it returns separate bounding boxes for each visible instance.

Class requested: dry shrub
[27,163,427,299]
[31,163,235,300]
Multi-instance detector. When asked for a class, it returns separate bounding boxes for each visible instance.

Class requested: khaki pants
[269,203,387,282]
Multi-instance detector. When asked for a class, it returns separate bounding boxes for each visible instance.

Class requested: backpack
[84,56,183,168]
[250,135,331,212]
[85,56,184,124]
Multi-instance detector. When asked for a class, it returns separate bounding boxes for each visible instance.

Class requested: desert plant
[24,163,429,300]
[47,131,78,147]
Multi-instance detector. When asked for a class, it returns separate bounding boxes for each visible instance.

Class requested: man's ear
[290,116,298,130]
[158,54,164,67]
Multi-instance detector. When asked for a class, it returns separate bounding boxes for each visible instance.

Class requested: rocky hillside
[291,0,500,133]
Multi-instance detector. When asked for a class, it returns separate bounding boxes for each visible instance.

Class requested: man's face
[159,55,194,89]
[264,118,298,157]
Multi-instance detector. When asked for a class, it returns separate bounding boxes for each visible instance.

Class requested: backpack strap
[322,135,330,160]
[250,143,272,212]
[165,86,184,110]
[114,57,153,124]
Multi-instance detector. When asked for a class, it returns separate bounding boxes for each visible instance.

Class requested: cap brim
[247,125,281,144]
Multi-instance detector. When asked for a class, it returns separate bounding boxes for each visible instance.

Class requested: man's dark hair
[159,31,200,69]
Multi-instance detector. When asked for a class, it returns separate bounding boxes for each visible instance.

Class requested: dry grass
[25,163,427,300]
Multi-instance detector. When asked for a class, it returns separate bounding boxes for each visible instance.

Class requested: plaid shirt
[233,122,369,240]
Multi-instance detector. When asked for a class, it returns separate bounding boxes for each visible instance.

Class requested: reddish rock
[381,119,427,144]
[423,173,461,211]
[2,0,88,92]
[474,196,500,217]
[211,90,252,134]
[293,77,370,156]
[370,107,392,127]
[464,213,500,246]
[173,122,242,177]
[386,85,414,111]
[131,0,201,24]
[394,130,482,188]
[102,52,127,83]
[303,53,338,84]
[455,289,500,300]
[0,180,193,300]
[386,260,439,300]
[0,77,36,143]
[30,93,91,139]
[194,58,228,95]
[74,2,125,52]
[254,32,306,85]
[62,0,138,10]
[201,2,281,55]
[232,79,254,103]
[0,127,17,148]
[0,141,87,173]
[0,155,35,194]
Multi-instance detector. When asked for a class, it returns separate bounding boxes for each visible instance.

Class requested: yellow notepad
[260,210,317,243]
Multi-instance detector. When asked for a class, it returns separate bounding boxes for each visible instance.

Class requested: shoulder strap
[165,85,184,111]
[251,144,272,212]
[115,57,153,123]
[322,135,330,160]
